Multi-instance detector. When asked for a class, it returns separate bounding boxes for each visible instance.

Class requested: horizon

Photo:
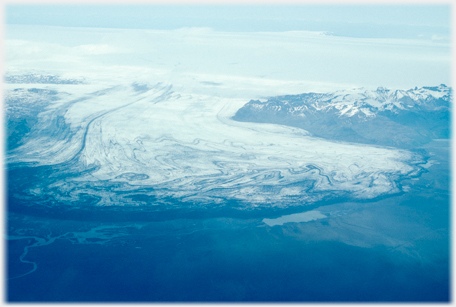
[5,4,451,40]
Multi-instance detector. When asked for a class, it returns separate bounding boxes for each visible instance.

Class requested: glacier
[6,77,426,210]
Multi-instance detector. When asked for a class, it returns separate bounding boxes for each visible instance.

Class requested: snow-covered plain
[5,25,439,209]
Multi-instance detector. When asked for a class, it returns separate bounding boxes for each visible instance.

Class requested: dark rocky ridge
[233,85,451,148]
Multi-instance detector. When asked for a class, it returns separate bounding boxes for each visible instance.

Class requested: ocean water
[6,139,450,302]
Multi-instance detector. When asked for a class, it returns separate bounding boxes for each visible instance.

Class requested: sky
[5,4,451,40]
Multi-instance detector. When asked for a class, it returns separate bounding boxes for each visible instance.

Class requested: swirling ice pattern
[9,83,424,209]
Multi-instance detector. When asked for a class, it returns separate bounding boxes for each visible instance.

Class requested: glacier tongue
[7,79,424,209]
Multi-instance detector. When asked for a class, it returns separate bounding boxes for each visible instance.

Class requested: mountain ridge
[233,85,451,148]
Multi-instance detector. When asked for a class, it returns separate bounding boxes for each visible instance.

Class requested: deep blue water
[6,140,450,302]
[7,225,449,302]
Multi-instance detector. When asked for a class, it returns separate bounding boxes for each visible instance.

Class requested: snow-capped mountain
[233,85,451,148]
